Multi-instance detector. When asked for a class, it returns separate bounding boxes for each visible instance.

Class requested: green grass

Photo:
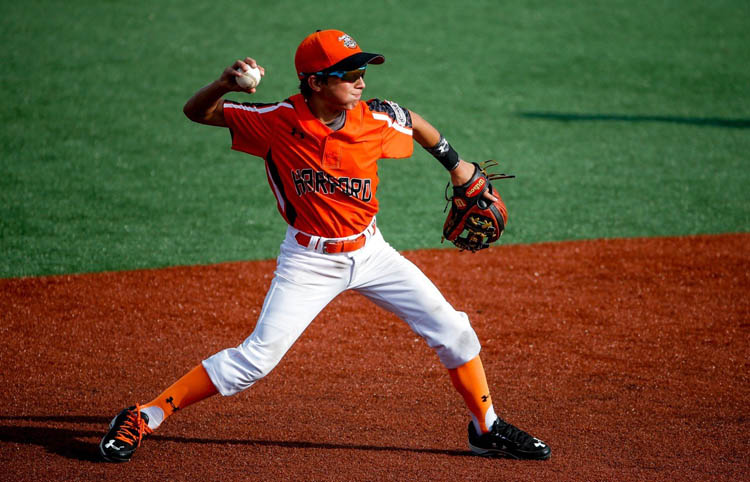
[1,0,748,277]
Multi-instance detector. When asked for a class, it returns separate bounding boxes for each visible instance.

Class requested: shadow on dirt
[0,415,472,462]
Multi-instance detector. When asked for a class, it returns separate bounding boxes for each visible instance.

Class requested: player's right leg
[99,364,219,462]
[100,234,349,462]
[202,271,343,395]
[202,234,350,395]
[99,405,152,462]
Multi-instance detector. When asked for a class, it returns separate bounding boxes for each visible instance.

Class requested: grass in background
[1,0,748,277]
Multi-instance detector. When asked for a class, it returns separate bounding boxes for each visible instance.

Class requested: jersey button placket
[322,136,342,169]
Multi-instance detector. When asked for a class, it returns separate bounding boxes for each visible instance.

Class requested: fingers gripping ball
[442,161,513,252]
[236,66,261,89]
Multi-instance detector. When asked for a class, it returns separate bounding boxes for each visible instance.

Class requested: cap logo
[338,34,358,49]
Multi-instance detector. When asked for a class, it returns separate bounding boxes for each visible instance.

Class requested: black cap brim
[324,52,385,73]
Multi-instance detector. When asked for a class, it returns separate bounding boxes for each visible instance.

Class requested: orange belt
[295,223,376,254]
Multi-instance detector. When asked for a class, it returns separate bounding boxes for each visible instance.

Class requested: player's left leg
[350,230,550,459]
[449,357,549,459]
[349,230,481,370]
[448,355,496,433]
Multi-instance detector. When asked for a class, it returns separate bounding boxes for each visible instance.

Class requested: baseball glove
[442,160,514,252]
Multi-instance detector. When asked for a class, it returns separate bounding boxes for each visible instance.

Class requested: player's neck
[306,95,347,125]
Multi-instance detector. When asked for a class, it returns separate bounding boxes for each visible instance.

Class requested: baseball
[237,66,261,89]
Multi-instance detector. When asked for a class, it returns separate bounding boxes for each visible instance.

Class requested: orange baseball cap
[295,29,385,78]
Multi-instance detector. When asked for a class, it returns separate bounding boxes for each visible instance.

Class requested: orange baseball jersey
[223,93,413,238]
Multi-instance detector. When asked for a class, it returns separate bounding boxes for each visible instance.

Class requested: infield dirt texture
[1,0,748,481]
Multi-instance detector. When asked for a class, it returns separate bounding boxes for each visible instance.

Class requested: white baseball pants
[203,223,481,396]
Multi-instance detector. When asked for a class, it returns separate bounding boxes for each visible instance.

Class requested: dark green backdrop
[2,0,748,277]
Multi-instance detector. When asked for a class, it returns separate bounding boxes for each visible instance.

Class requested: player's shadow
[0,415,471,462]
[0,415,107,462]
[516,111,750,128]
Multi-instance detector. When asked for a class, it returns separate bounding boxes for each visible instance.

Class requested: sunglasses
[317,67,366,82]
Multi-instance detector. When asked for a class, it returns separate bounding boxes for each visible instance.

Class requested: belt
[294,221,376,254]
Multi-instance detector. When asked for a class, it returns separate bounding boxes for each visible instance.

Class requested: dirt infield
[1,234,748,481]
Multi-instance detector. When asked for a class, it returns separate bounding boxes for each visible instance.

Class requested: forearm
[411,110,474,185]
[447,159,479,186]
[411,111,441,148]
[183,58,264,127]
[183,80,230,127]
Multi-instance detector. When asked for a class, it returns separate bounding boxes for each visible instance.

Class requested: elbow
[182,99,225,127]
[183,103,199,122]
[183,102,223,126]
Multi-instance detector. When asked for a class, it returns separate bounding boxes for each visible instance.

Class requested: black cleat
[468,418,551,460]
[99,405,153,463]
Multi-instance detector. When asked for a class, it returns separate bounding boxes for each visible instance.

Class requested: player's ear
[308,75,324,93]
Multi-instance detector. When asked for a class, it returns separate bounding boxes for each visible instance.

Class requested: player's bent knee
[431,314,481,369]
[202,343,285,396]
[436,329,481,369]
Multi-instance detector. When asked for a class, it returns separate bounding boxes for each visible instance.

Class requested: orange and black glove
[442,161,513,252]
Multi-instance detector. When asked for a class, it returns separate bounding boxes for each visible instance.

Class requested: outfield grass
[1,0,748,277]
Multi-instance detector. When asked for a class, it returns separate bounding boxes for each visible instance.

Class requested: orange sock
[140,363,218,429]
[448,355,497,433]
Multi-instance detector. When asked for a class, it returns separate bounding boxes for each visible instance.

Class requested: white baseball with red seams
[236,66,261,89]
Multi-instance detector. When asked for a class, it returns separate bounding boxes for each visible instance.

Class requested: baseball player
[99,29,550,462]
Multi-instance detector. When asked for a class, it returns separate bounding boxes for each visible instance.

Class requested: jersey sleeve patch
[367,99,413,128]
